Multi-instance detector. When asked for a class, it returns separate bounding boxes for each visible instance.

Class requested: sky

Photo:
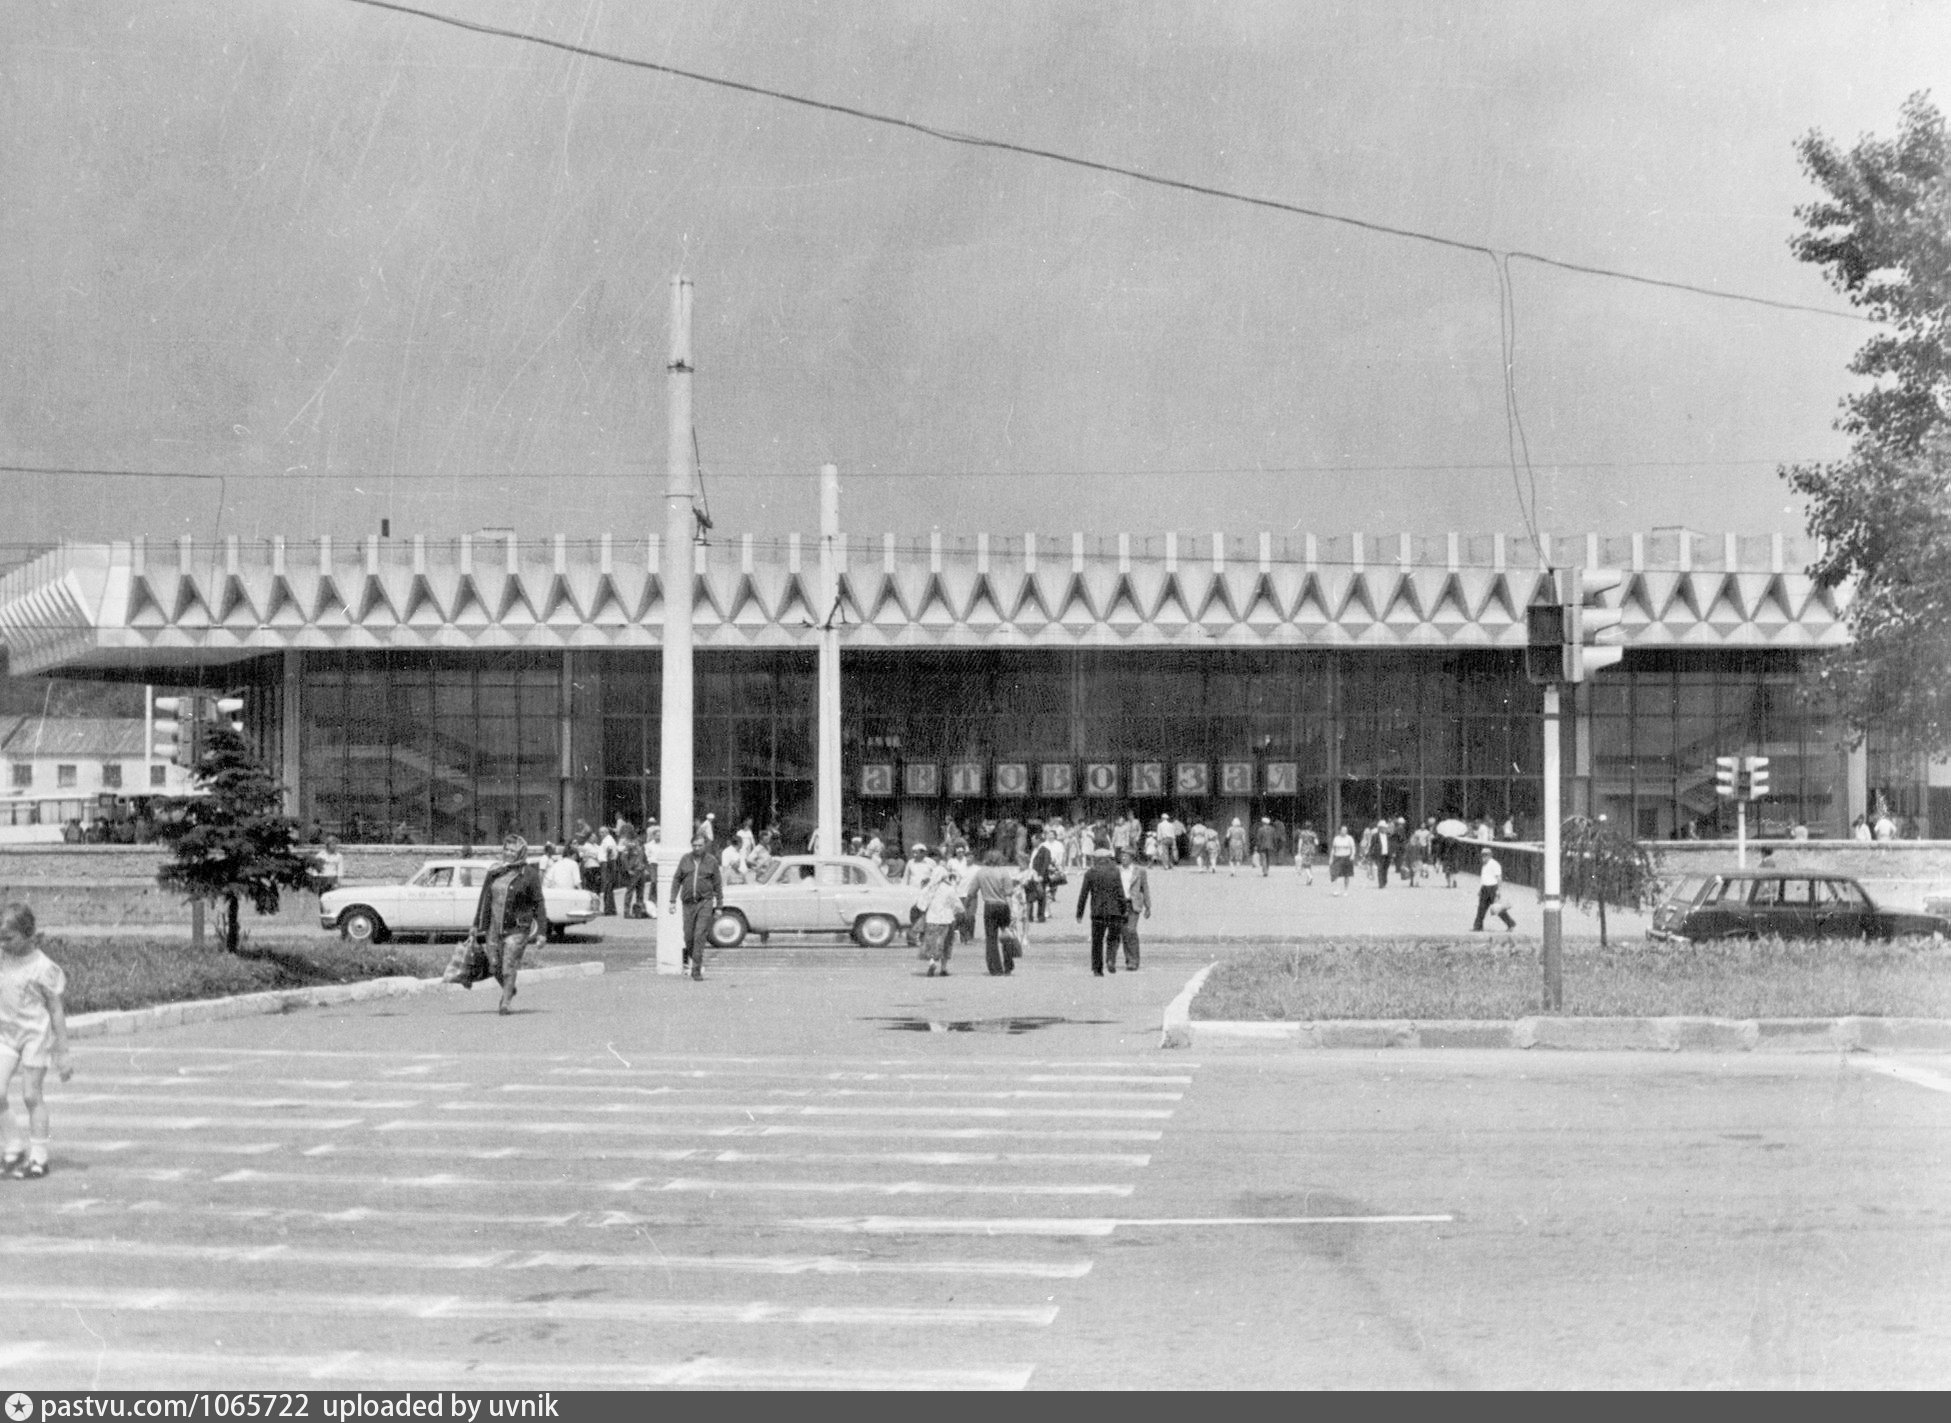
[2,0,1945,555]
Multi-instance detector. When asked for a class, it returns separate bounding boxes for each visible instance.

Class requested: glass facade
[1586,651,1842,839]
[292,646,1856,844]
[300,651,561,844]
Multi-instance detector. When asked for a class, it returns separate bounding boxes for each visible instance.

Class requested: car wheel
[853,914,899,948]
[339,907,385,944]
[708,910,749,948]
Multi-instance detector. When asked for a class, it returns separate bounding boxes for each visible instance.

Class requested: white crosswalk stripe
[0,1344,1036,1390]
[10,1045,1200,1390]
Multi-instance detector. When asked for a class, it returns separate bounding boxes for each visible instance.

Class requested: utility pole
[816,463,842,857]
[1541,682,1563,1010]
[654,277,697,976]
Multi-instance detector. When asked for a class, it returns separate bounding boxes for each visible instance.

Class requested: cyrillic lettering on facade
[904,763,939,796]
[994,762,1028,796]
[948,762,984,797]
[860,763,895,797]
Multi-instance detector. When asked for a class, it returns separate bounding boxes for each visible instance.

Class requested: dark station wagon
[1648,870,1951,944]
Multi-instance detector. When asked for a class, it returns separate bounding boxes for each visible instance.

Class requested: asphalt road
[5,947,1947,1390]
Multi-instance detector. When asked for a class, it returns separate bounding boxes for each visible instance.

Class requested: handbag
[998,925,1022,956]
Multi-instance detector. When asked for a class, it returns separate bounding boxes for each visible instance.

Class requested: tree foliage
[1781,92,1951,755]
[154,725,315,953]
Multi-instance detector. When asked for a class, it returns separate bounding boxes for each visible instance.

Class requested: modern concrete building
[0,526,1925,846]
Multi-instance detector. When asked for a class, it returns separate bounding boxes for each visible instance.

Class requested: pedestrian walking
[916,859,960,976]
[669,828,723,980]
[1328,825,1357,895]
[1117,847,1151,970]
[620,832,651,917]
[0,904,72,1179]
[1075,845,1129,976]
[968,850,1021,976]
[1294,821,1319,885]
[442,835,547,1015]
[1405,821,1431,887]
[1224,818,1248,875]
[902,843,937,945]
[310,836,344,900]
[1369,819,1393,889]
[1473,846,1517,932]
[1253,816,1277,877]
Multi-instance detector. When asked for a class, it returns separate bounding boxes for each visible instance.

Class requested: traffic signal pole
[1541,682,1563,1011]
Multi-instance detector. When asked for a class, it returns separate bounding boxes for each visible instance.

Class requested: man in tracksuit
[669,829,723,980]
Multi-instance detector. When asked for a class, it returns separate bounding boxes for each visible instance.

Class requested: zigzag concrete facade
[0,529,1883,846]
[0,529,1851,673]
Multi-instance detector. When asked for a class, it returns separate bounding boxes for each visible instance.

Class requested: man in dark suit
[1075,845,1129,976]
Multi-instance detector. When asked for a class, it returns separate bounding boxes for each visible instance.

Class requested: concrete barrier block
[1849,1018,1951,1051]
[1415,1022,1519,1050]
[1525,1017,1677,1051]
[1670,1018,1760,1053]
[1317,1021,1417,1050]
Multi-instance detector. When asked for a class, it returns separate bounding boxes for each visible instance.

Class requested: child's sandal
[18,1160,46,1179]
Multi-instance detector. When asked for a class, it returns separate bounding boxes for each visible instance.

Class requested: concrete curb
[67,961,606,1040]
[1182,1012,1951,1053]
[1159,962,1220,1049]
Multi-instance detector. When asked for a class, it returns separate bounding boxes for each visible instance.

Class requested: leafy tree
[154,724,315,954]
[1781,92,1951,755]
[1561,815,1658,947]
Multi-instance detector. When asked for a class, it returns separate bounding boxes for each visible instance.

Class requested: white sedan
[709,855,919,948]
[319,859,602,944]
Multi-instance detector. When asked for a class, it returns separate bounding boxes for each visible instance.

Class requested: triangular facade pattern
[0,533,1857,675]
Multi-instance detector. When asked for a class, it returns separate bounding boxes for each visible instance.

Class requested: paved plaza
[5,901,1947,1389]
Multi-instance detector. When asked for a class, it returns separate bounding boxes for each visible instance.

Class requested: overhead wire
[340,0,1868,325]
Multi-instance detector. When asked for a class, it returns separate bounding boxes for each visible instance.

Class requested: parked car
[1647,870,1950,944]
[709,854,918,949]
[319,859,601,943]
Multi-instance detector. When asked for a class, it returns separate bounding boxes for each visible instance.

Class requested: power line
[341,0,1868,326]
[0,459,1834,483]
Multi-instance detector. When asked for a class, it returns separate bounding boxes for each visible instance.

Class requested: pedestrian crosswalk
[4,1045,1200,1390]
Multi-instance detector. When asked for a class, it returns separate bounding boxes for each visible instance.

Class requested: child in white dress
[0,903,73,1179]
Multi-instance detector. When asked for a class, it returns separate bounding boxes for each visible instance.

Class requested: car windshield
[766,862,817,886]
[413,866,453,888]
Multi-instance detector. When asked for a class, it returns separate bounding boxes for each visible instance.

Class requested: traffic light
[1526,568,1628,684]
[1524,599,1568,685]
[1566,568,1626,682]
[1744,756,1770,800]
[1715,755,1739,798]
[214,696,245,735]
[152,695,191,766]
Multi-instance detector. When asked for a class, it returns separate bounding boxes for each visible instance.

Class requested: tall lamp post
[654,277,698,975]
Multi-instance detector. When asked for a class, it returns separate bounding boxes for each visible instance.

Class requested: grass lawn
[1192,938,1951,1021]
[46,934,455,1015]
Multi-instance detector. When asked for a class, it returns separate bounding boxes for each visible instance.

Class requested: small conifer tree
[154,723,316,953]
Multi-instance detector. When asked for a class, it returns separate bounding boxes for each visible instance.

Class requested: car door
[450,865,487,932]
[399,865,455,934]
[821,860,873,930]
[1775,877,1820,939]
[750,859,822,933]
[1812,878,1872,939]
[1745,877,1789,938]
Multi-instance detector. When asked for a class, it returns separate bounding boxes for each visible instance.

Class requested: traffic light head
[1525,602,1569,685]
[214,696,245,735]
[152,694,188,766]
[1715,755,1739,798]
[1745,755,1770,800]
[1567,568,1627,681]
